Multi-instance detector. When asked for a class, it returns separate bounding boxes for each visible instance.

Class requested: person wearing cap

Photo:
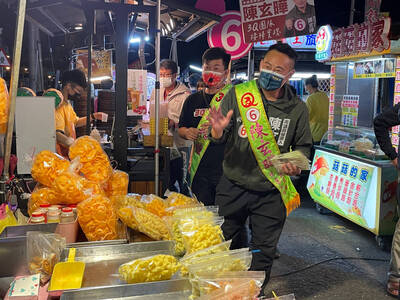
[48,69,106,157]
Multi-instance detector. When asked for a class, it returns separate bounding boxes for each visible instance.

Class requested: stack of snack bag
[0,77,9,134]
[29,136,129,242]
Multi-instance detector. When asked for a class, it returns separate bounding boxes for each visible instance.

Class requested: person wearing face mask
[178,47,232,205]
[150,59,191,194]
[305,75,329,146]
[52,69,107,157]
[207,43,312,294]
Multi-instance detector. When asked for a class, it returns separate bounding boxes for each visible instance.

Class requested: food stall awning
[2,0,221,41]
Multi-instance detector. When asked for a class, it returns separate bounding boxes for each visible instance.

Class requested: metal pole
[247,49,251,81]
[154,0,161,195]
[2,0,27,179]
[86,9,95,135]
[29,23,38,91]
[349,0,355,25]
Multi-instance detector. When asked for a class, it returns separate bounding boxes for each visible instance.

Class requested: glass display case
[320,126,389,161]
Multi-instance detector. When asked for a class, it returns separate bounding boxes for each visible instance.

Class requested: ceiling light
[5,67,10,71]
[189,65,202,72]
[145,36,150,41]
[74,24,83,30]
[129,37,141,43]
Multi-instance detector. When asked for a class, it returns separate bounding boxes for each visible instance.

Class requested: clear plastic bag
[270,150,310,173]
[27,186,60,216]
[166,192,201,208]
[110,194,144,210]
[26,231,66,284]
[195,271,265,296]
[179,215,225,255]
[104,170,129,197]
[117,206,139,231]
[187,248,252,277]
[118,254,181,284]
[143,194,170,217]
[165,216,186,257]
[69,136,113,183]
[198,278,261,300]
[31,150,70,187]
[77,194,119,241]
[131,207,171,240]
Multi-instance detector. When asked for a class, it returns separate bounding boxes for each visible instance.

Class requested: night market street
[264,193,392,300]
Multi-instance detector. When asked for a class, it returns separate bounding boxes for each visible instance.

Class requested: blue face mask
[259,69,286,91]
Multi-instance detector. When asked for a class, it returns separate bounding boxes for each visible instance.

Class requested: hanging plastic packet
[104,170,129,197]
[166,192,201,208]
[142,194,170,217]
[119,254,181,284]
[31,150,70,187]
[28,186,60,216]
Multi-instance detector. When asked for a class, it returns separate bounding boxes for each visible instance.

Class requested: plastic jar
[47,206,60,223]
[39,203,51,223]
[68,204,77,218]
[60,207,75,223]
[30,211,45,224]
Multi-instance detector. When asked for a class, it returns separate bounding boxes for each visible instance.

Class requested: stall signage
[253,34,316,49]
[76,50,112,80]
[207,11,253,60]
[365,0,381,23]
[341,95,359,127]
[307,149,376,230]
[239,0,317,43]
[315,17,391,62]
[315,25,333,61]
[353,58,395,79]
[0,49,10,67]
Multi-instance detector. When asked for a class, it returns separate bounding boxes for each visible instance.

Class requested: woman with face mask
[150,59,192,194]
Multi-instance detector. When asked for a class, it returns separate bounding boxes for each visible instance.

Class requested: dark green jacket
[211,79,312,192]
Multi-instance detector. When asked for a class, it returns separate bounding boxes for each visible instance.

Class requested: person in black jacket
[373,104,400,297]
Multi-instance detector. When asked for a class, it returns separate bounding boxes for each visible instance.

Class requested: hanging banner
[353,58,395,79]
[253,33,316,49]
[76,50,112,81]
[239,0,317,44]
[207,11,253,60]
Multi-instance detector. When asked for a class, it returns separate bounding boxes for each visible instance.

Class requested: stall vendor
[46,70,106,157]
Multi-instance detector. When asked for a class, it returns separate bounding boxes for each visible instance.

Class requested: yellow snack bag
[31,150,70,187]
[132,207,171,240]
[104,170,129,197]
[119,254,181,284]
[28,186,60,216]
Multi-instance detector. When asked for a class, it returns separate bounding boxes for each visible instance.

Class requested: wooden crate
[143,135,173,147]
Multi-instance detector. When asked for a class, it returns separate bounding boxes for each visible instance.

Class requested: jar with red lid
[30,211,45,224]
[68,204,77,218]
[39,203,51,223]
[60,207,75,223]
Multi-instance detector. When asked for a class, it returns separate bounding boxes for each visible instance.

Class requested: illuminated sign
[315,25,333,62]
[253,34,316,50]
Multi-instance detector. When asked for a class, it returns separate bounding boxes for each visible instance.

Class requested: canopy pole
[2,0,27,179]
[154,0,161,195]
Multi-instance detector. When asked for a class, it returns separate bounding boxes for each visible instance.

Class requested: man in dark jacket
[208,43,312,292]
[374,105,400,297]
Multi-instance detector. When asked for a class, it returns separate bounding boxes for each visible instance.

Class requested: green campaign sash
[190,84,232,185]
[235,80,300,215]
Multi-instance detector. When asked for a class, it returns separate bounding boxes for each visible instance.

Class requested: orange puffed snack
[0,78,9,134]
[69,136,112,183]
[145,195,170,218]
[77,195,118,241]
[31,151,70,187]
[28,187,60,216]
[53,171,97,204]
[105,170,129,197]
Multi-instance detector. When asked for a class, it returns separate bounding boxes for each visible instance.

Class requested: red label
[241,92,257,108]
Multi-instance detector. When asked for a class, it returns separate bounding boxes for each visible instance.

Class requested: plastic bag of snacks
[0,77,9,134]
[180,241,232,277]
[27,231,66,284]
[270,150,310,173]
[195,271,265,296]
[53,170,99,204]
[119,254,181,284]
[143,194,170,217]
[104,170,129,197]
[117,206,139,231]
[166,192,201,208]
[77,194,119,241]
[28,186,60,216]
[179,215,224,255]
[198,278,261,300]
[110,194,144,210]
[187,248,252,277]
[165,216,186,257]
[31,150,70,187]
[132,207,171,240]
[69,136,113,183]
